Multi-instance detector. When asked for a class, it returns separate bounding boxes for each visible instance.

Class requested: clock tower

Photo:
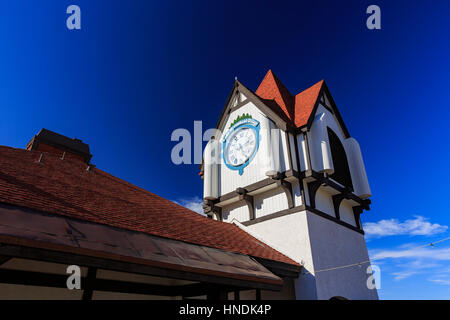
[201,70,378,300]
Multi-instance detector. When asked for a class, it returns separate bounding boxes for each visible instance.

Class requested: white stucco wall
[222,200,248,222]
[242,209,378,300]
[246,210,318,300]
[306,211,378,300]
[253,187,289,219]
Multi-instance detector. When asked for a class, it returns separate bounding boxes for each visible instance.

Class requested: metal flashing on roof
[0,204,283,290]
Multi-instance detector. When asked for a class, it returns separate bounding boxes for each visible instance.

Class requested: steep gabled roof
[0,145,299,267]
[256,70,295,122]
[254,70,324,129]
[293,79,324,128]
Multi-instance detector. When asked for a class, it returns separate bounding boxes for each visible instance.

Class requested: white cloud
[174,196,204,215]
[369,242,450,281]
[364,216,447,239]
[390,260,441,281]
[392,270,420,281]
[371,246,450,261]
[429,279,450,285]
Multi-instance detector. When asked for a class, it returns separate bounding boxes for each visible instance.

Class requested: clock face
[225,127,257,167]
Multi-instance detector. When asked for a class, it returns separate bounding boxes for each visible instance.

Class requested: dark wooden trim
[292,132,301,173]
[235,81,290,131]
[0,268,75,290]
[229,99,249,113]
[239,193,255,220]
[319,101,334,114]
[214,81,239,133]
[307,170,369,209]
[305,206,364,235]
[301,131,313,178]
[240,201,363,235]
[207,289,228,301]
[0,255,11,266]
[284,131,293,173]
[256,289,261,301]
[214,80,290,135]
[284,169,299,179]
[0,268,245,297]
[241,205,306,227]
[181,283,237,297]
[321,82,350,138]
[0,244,282,291]
[305,86,324,134]
[307,178,326,208]
[353,206,363,229]
[82,267,97,300]
[292,133,307,207]
[218,170,299,204]
[277,179,294,209]
[254,257,302,278]
[203,200,222,221]
[304,82,350,138]
[234,290,240,300]
[332,194,346,220]
[219,177,275,202]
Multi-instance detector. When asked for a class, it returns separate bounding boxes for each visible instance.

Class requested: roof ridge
[293,79,325,128]
[2,145,90,168]
[255,70,295,122]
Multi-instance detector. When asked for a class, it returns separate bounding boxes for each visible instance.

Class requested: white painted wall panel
[315,188,335,218]
[254,187,289,219]
[280,130,289,172]
[297,134,309,172]
[222,201,249,222]
[339,200,356,227]
[288,133,298,171]
[292,181,303,207]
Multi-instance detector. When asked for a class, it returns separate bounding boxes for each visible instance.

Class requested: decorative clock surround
[222,114,260,175]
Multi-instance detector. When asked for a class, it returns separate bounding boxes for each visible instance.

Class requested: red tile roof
[256,70,295,122]
[255,70,324,128]
[293,80,324,128]
[0,145,299,266]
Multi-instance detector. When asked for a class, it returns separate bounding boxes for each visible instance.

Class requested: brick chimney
[26,129,92,163]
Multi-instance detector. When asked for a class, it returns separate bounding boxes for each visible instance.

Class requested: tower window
[327,128,353,190]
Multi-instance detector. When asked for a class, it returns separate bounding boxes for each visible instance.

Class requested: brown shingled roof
[0,145,299,267]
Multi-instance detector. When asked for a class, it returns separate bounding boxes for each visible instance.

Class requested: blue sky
[0,0,449,299]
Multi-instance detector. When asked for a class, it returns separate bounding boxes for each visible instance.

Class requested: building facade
[202,70,378,300]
